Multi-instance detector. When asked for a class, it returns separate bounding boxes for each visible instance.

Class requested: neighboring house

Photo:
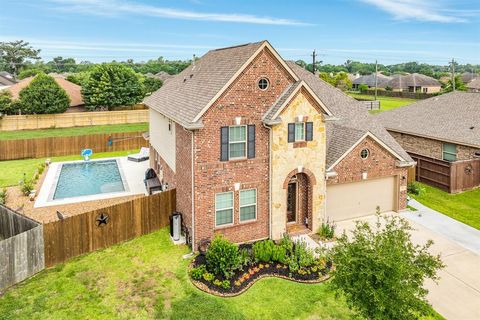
[386,73,441,93]
[461,72,478,84]
[378,92,480,193]
[6,75,85,112]
[352,72,391,90]
[0,71,16,90]
[144,41,414,249]
[154,71,174,84]
[466,78,480,93]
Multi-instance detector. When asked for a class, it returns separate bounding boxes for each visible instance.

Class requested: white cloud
[360,0,469,23]
[48,0,311,26]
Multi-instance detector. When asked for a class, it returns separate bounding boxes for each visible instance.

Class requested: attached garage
[326,176,398,221]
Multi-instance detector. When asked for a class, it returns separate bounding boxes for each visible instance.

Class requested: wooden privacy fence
[43,190,176,267]
[0,109,148,131]
[0,205,44,292]
[410,153,480,193]
[359,100,380,110]
[0,131,148,161]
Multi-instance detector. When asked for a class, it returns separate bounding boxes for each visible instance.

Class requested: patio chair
[128,147,150,162]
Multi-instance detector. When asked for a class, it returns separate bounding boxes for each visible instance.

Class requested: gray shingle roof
[386,73,440,90]
[467,78,480,90]
[352,73,391,87]
[144,41,264,128]
[377,92,480,148]
[286,61,413,168]
[263,81,301,124]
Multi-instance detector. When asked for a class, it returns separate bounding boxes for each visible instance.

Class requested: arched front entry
[283,168,316,234]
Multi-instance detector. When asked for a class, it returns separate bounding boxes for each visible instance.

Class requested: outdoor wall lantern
[362,172,368,180]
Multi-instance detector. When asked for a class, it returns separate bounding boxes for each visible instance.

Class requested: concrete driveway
[334,205,480,320]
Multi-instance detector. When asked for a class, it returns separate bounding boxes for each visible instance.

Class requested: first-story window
[295,123,305,141]
[215,192,233,226]
[229,125,247,159]
[442,143,457,161]
[239,189,257,222]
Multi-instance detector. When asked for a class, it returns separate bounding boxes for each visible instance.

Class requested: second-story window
[288,122,313,143]
[295,123,305,141]
[229,125,247,159]
[220,125,256,161]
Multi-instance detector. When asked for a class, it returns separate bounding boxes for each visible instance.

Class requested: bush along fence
[189,235,332,297]
[0,109,148,131]
[361,89,437,100]
[0,131,148,161]
[0,205,44,292]
[43,190,175,267]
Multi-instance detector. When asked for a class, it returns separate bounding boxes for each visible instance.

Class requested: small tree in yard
[18,73,70,114]
[0,90,14,115]
[330,215,444,320]
[82,63,144,110]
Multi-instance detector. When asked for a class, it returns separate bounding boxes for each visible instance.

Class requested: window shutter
[247,124,255,159]
[220,127,229,161]
[306,122,313,141]
[288,123,295,143]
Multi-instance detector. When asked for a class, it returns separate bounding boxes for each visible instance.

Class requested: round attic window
[360,149,370,159]
[258,78,269,90]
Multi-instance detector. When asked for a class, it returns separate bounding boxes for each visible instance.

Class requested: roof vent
[190,74,193,79]
[470,126,475,130]
[183,77,187,82]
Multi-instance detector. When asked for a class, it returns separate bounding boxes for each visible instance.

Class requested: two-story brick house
[144,41,414,249]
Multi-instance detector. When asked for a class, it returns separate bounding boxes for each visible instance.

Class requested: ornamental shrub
[190,265,206,280]
[18,73,70,114]
[0,188,7,205]
[202,272,214,282]
[21,179,34,196]
[330,215,444,320]
[0,91,15,115]
[407,182,425,196]
[205,235,240,279]
[253,239,275,262]
[317,218,336,240]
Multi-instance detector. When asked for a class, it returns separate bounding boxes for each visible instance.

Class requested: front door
[286,182,297,223]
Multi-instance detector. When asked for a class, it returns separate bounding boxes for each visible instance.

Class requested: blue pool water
[53,160,125,200]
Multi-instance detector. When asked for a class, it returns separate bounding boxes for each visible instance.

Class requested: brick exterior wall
[389,131,480,161]
[192,48,295,246]
[150,122,193,238]
[327,136,408,210]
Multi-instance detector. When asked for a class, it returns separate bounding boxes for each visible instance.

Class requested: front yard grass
[0,228,444,320]
[348,93,417,114]
[0,150,138,188]
[412,183,480,230]
[0,123,148,141]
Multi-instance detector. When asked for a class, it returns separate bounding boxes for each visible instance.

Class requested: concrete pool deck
[35,157,149,208]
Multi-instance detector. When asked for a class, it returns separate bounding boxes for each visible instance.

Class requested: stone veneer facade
[389,131,480,161]
[270,89,326,239]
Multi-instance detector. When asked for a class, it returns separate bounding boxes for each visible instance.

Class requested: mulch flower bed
[189,247,333,297]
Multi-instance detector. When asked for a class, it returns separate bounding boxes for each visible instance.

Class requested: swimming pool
[52,160,126,200]
[35,157,148,208]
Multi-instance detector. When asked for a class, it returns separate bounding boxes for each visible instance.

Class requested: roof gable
[263,81,333,124]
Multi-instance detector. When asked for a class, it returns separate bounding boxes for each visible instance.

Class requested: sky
[1,0,479,65]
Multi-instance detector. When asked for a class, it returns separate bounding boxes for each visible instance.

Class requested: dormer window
[258,78,269,90]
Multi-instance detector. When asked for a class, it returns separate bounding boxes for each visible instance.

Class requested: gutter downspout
[191,130,195,252]
[262,122,273,239]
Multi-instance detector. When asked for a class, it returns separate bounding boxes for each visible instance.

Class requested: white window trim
[228,125,247,160]
[239,188,257,223]
[442,143,457,161]
[294,122,305,142]
[258,77,269,91]
[215,191,234,228]
[360,148,370,159]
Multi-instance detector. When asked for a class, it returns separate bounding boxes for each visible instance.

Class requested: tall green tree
[0,40,41,79]
[141,76,163,95]
[443,75,467,92]
[330,215,444,320]
[0,91,14,115]
[81,63,144,110]
[18,73,70,114]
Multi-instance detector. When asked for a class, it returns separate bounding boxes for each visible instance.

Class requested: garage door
[327,176,397,221]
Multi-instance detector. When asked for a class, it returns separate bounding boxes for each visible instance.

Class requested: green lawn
[0,150,138,188]
[412,183,480,230]
[0,228,443,320]
[348,93,417,114]
[0,123,148,141]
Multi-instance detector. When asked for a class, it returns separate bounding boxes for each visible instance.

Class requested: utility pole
[311,49,317,74]
[374,60,378,100]
[450,58,456,91]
